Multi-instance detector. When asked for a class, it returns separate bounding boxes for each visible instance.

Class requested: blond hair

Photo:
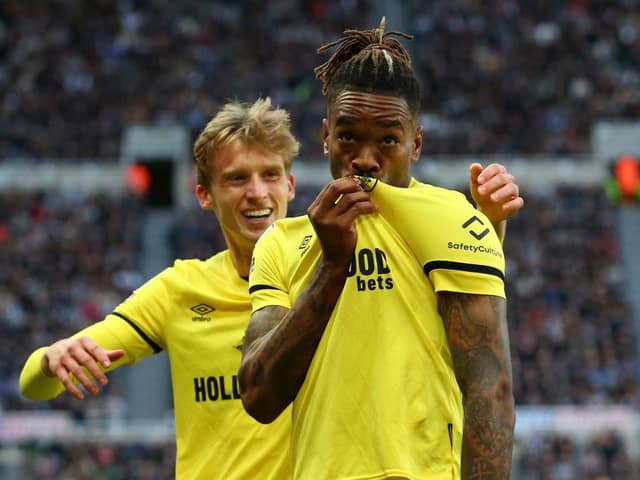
[193,98,299,187]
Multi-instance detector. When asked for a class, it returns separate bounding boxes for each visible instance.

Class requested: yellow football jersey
[20,250,292,480]
[249,178,505,480]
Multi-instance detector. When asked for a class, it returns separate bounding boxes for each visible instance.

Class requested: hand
[41,337,125,400]
[307,176,377,269]
[469,162,524,224]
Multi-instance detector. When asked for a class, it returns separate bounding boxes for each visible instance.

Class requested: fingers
[476,164,514,197]
[485,179,520,203]
[500,195,525,214]
[107,349,126,363]
[44,337,121,400]
[331,189,376,218]
[476,162,507,186]
[48,355,86,400]
[53,357,94,400]
[310,177,377,218]
[308,177,378,267]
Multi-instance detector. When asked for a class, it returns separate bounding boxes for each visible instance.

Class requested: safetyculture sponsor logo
[447,241,503,259]
[462,215,490,240]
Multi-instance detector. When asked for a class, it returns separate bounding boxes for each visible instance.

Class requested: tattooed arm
[239,177,376,423]
[239,261,348,423]
[438,292,515,480]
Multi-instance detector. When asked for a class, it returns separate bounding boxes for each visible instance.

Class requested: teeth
[245,209,271,218]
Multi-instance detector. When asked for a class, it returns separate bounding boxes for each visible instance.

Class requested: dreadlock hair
[192,97,299,188]
[314,18,421,116]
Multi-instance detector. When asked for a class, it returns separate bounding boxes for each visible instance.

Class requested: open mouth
[244,208,272,219]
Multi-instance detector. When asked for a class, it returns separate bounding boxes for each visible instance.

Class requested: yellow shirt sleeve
[19,314,155,401]
[364,178,506,298]
[249,222,293,312]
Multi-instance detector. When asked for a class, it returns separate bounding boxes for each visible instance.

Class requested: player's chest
[289,222,424,298]
[164,295,250,352]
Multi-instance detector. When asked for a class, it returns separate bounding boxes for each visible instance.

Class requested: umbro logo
[191,303,215,322]
[299,235,312,257]
[462,216,490,240]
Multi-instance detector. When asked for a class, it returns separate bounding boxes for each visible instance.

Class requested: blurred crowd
[16,441,175,480]
[504,186,638,406]
[409,0,640,155]
[515,430,639,480]
[0,191,144,414]
[3,0,640,160]
[0,0,371,160]
[11,430,639,480]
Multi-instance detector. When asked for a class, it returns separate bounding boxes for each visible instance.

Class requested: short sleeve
[422,204,506,298]
[366,179,506,298]
[112,267,177,352]
[249,224,292,312]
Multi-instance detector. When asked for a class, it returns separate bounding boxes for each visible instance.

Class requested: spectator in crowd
[3,1,640,159]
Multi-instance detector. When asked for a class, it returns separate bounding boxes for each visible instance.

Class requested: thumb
[469,163,483,186]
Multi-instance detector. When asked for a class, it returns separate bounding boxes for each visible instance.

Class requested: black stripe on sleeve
[111,311,163,354]
[423,260,505,281]
[248,284,283,294]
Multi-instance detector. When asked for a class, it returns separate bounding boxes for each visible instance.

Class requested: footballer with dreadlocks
[240,19,518,480]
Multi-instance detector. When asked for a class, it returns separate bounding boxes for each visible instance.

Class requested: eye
[226,174,247,184]
[337,132,355,142]
[263,170,282,180]
[382,135,399,145]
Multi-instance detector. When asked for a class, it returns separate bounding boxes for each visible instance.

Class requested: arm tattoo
[240,272,346,417]
[438,292,515,480]
[239,259,349,422]
[242,306,288,387]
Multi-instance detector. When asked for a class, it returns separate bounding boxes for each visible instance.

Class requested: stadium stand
[3,1,640,161]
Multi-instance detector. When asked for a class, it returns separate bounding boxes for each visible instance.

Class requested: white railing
[0,155,608,200]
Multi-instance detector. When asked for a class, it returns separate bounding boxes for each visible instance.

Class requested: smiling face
[322,90,423,188]
[196,139,295,252]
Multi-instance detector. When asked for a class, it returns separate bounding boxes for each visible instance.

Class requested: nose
[352,146,380,175]
[246,175,268,200]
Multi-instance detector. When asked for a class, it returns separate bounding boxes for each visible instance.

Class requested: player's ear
[411,125,423,164]
[287,173,296,201]
[195,183,215,210]
[321,118,329,146]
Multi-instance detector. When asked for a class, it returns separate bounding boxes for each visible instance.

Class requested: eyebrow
[221,164,284,178]
[335,116,356,127]
[335,116,404,129]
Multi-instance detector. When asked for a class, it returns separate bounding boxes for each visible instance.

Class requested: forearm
[461,382,515,479]
[19,347,66,401]
[240,260,347,423]
[438,292,515,479]
[491,219,506,244]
